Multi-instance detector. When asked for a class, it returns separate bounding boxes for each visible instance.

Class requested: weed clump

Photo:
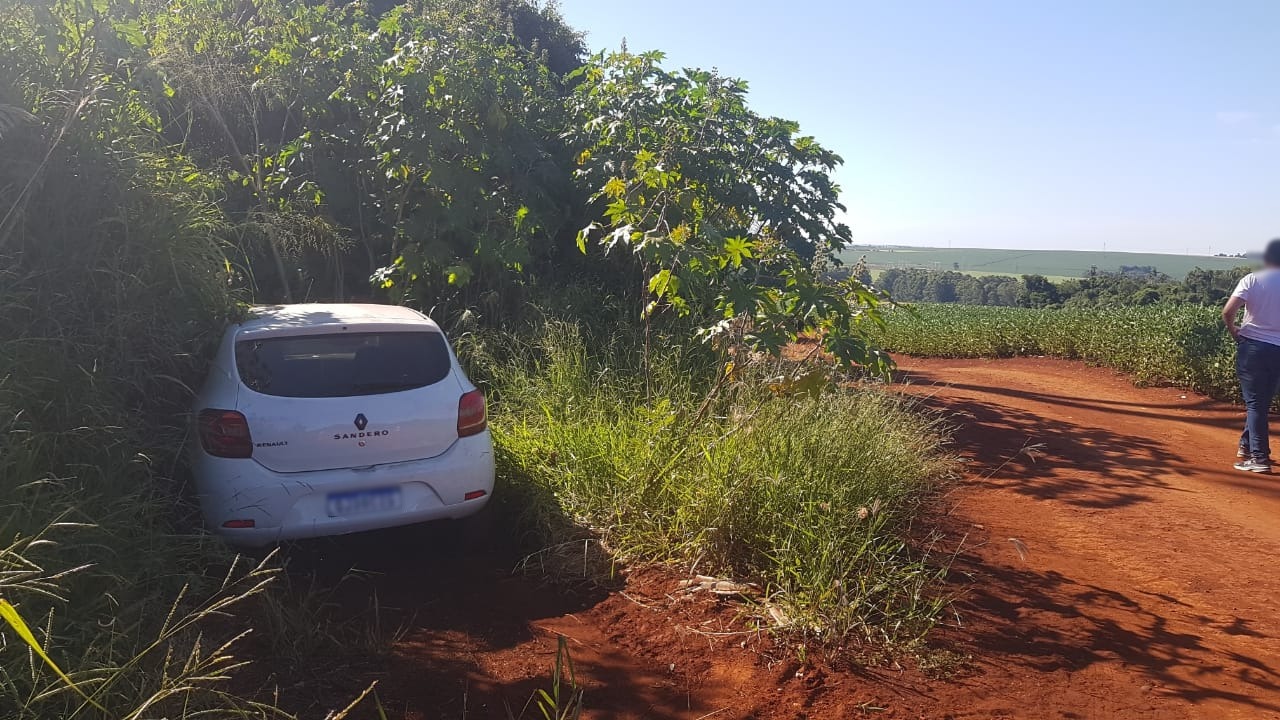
[472,321,955,646]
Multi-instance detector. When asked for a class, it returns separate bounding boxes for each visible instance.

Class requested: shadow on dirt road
[899,356,1280,718]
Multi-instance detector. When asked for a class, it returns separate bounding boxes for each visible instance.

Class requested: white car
[189,303,494,545]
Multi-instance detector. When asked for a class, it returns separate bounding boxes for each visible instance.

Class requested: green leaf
[575,223,598,254]
[0,600,106,712]
[722,237,754,268]
[647,269,680,299]
[445,264,474,286]
[720,281,762,317]
[602,177,627,199]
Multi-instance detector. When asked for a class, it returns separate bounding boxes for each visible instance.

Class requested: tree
[1130,286,1162,305]
[6,0,893,372]
[1018,275,1061,308]
[955,275,983,305]
[568,50,889,371]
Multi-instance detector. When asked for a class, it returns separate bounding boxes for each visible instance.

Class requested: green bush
[470,321,955,645]
[873,304,1237,399]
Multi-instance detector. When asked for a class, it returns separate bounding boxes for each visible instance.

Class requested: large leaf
[0,599,106,712]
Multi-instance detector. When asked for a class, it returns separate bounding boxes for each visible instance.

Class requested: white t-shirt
[1232,269,1280,347]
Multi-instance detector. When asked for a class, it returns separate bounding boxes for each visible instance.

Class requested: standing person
[1223,239,1280,473]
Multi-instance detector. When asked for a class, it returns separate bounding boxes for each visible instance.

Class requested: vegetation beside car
[0,0,951,716]
[472,321,953,645]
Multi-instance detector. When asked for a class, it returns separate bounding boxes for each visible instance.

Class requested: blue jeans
[1237,336,1280,460]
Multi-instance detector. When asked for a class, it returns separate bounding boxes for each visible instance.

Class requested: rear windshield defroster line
[235,331,451,398]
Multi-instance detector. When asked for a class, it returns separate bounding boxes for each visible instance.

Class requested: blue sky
[556,0,1277,254]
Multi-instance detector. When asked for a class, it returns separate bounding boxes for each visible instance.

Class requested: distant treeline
[833,265,1254,308]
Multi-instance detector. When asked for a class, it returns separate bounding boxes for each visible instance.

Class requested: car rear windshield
[235,331,451,398]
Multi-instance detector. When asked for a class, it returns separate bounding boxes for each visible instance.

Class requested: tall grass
[467,321,955,645]
[874,304,1237,400]
[0,78,293,716]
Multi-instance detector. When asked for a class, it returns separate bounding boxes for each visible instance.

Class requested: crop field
[873,303,1238,400]
[841,245,1252,280]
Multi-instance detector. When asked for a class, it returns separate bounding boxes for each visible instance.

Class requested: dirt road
[268,356,1280,719]
[892,356,1280,719]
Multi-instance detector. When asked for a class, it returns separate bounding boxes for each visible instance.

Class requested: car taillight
[457,390,487,437]
[198,409,253,458]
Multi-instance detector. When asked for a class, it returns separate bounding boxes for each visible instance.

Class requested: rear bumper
[192,432,495,545]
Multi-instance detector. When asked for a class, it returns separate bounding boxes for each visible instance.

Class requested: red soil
[261,356,1280,719]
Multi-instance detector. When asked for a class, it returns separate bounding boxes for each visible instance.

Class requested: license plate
[326,487,402,517]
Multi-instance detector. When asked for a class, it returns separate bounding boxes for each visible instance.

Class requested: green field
[873,304,1237,400]
[840,245,1253,280]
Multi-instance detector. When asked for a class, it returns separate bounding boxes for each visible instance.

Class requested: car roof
[238,304,439,335]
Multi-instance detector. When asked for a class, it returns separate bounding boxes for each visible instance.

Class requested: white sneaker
[1234,458,1273,474]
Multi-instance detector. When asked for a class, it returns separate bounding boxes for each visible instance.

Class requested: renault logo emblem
[354,414,368,431]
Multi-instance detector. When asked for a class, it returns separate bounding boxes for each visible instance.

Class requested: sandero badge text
[335,413,389,440]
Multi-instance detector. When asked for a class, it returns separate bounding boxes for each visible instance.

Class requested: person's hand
[1228,324,1241,340]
